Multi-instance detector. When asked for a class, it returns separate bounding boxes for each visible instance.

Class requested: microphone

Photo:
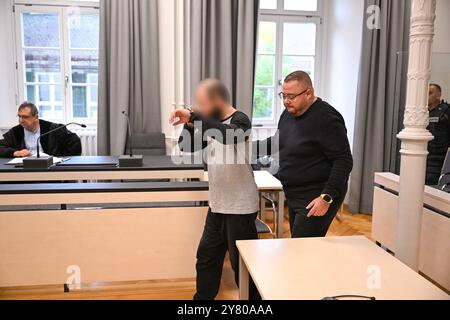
[36,122,87,158]
[118,109,143,167]
[122,111,133,157]
[23,122,86,169]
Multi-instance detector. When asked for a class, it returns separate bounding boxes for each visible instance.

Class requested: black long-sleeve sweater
[257,98,353,200]
[178,111,251,153]
[178,111,260,215]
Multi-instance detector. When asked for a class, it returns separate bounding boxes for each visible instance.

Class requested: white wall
[433,0,450,54]
[431,0,450,101]
[0,0,18,129]
[322,0,364,150]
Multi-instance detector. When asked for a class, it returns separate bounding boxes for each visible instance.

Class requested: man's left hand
[306,197,331,218]
[169,109,191,126]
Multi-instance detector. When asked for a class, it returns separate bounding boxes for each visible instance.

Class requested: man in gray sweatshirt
[170,79,259,300]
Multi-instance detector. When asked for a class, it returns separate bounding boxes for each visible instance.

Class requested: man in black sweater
[256,71,353,238]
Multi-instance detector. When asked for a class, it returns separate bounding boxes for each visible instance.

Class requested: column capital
[400,0,436,134]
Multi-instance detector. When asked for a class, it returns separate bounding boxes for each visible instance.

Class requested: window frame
[260,0,323,16]
[14,4,100,126]
[254,0,324,127]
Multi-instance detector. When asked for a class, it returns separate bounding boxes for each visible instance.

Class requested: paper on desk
[7,158,27,165]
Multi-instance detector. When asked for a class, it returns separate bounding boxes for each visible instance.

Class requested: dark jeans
[287,194,344,238]
[194,209,259,300]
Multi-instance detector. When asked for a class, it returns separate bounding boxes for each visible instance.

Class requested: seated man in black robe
[0,102,82,158]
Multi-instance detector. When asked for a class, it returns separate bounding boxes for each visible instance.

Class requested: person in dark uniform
[426,84,450,186]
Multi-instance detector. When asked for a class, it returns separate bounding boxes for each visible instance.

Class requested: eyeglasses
[278,88,310,102]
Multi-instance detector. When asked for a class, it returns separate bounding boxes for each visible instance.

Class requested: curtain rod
[15,3,99,9]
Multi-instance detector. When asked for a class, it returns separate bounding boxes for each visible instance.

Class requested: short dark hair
[430,83,442,93]
[284,71,313,88]
[18,102,39,117]
[202,79,231,103]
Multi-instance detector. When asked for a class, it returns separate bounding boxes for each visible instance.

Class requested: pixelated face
[194,84,223,120]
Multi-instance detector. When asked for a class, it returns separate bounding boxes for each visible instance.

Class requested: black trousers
[426,156,445,186]
[287,194,344,238]
[194,209,259,300]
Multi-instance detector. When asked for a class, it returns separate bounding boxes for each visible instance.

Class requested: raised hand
[169,109,192,126]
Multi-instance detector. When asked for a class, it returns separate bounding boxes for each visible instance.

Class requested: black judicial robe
[0,120,82,158]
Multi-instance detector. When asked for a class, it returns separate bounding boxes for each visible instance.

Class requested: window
[253,0,322,126]
[15,5,100,124]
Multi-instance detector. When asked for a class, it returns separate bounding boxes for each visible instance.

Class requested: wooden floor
[0,209,372,300]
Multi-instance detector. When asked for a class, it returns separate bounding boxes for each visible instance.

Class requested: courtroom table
[254,171,284,238]
[237,236,449,300]
[0,155,205,182]
[373,172,450,291]
[0,181,209,287]
[0,181,209,205]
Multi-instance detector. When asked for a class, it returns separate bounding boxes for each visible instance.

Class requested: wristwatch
[320,194,334,204]
[183,105,195,123]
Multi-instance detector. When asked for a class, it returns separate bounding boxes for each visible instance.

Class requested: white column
[174,0,186,110]
[158,0,187,155]
[158,0,176,143]
[396,0,436,270]
[167,0,188,155]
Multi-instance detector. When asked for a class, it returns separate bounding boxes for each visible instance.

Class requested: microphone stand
[23,122,87,169]
[118,110,143,167]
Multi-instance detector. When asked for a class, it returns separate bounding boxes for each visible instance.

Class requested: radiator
[73,128,98,156]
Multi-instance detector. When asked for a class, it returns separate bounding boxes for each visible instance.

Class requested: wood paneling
[0,209,372,300]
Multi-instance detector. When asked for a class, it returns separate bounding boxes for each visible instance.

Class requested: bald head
[281,70,316,117]
[284,71,313,89]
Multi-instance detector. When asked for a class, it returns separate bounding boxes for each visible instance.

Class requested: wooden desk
[253,171,283,191]
[0,182,209,287]
[0,181,209,206]
[237,236,449,300]
[0,156,205,181]
[254,171,285,238]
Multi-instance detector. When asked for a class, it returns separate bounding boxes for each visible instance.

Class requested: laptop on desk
[56,156,118,167]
